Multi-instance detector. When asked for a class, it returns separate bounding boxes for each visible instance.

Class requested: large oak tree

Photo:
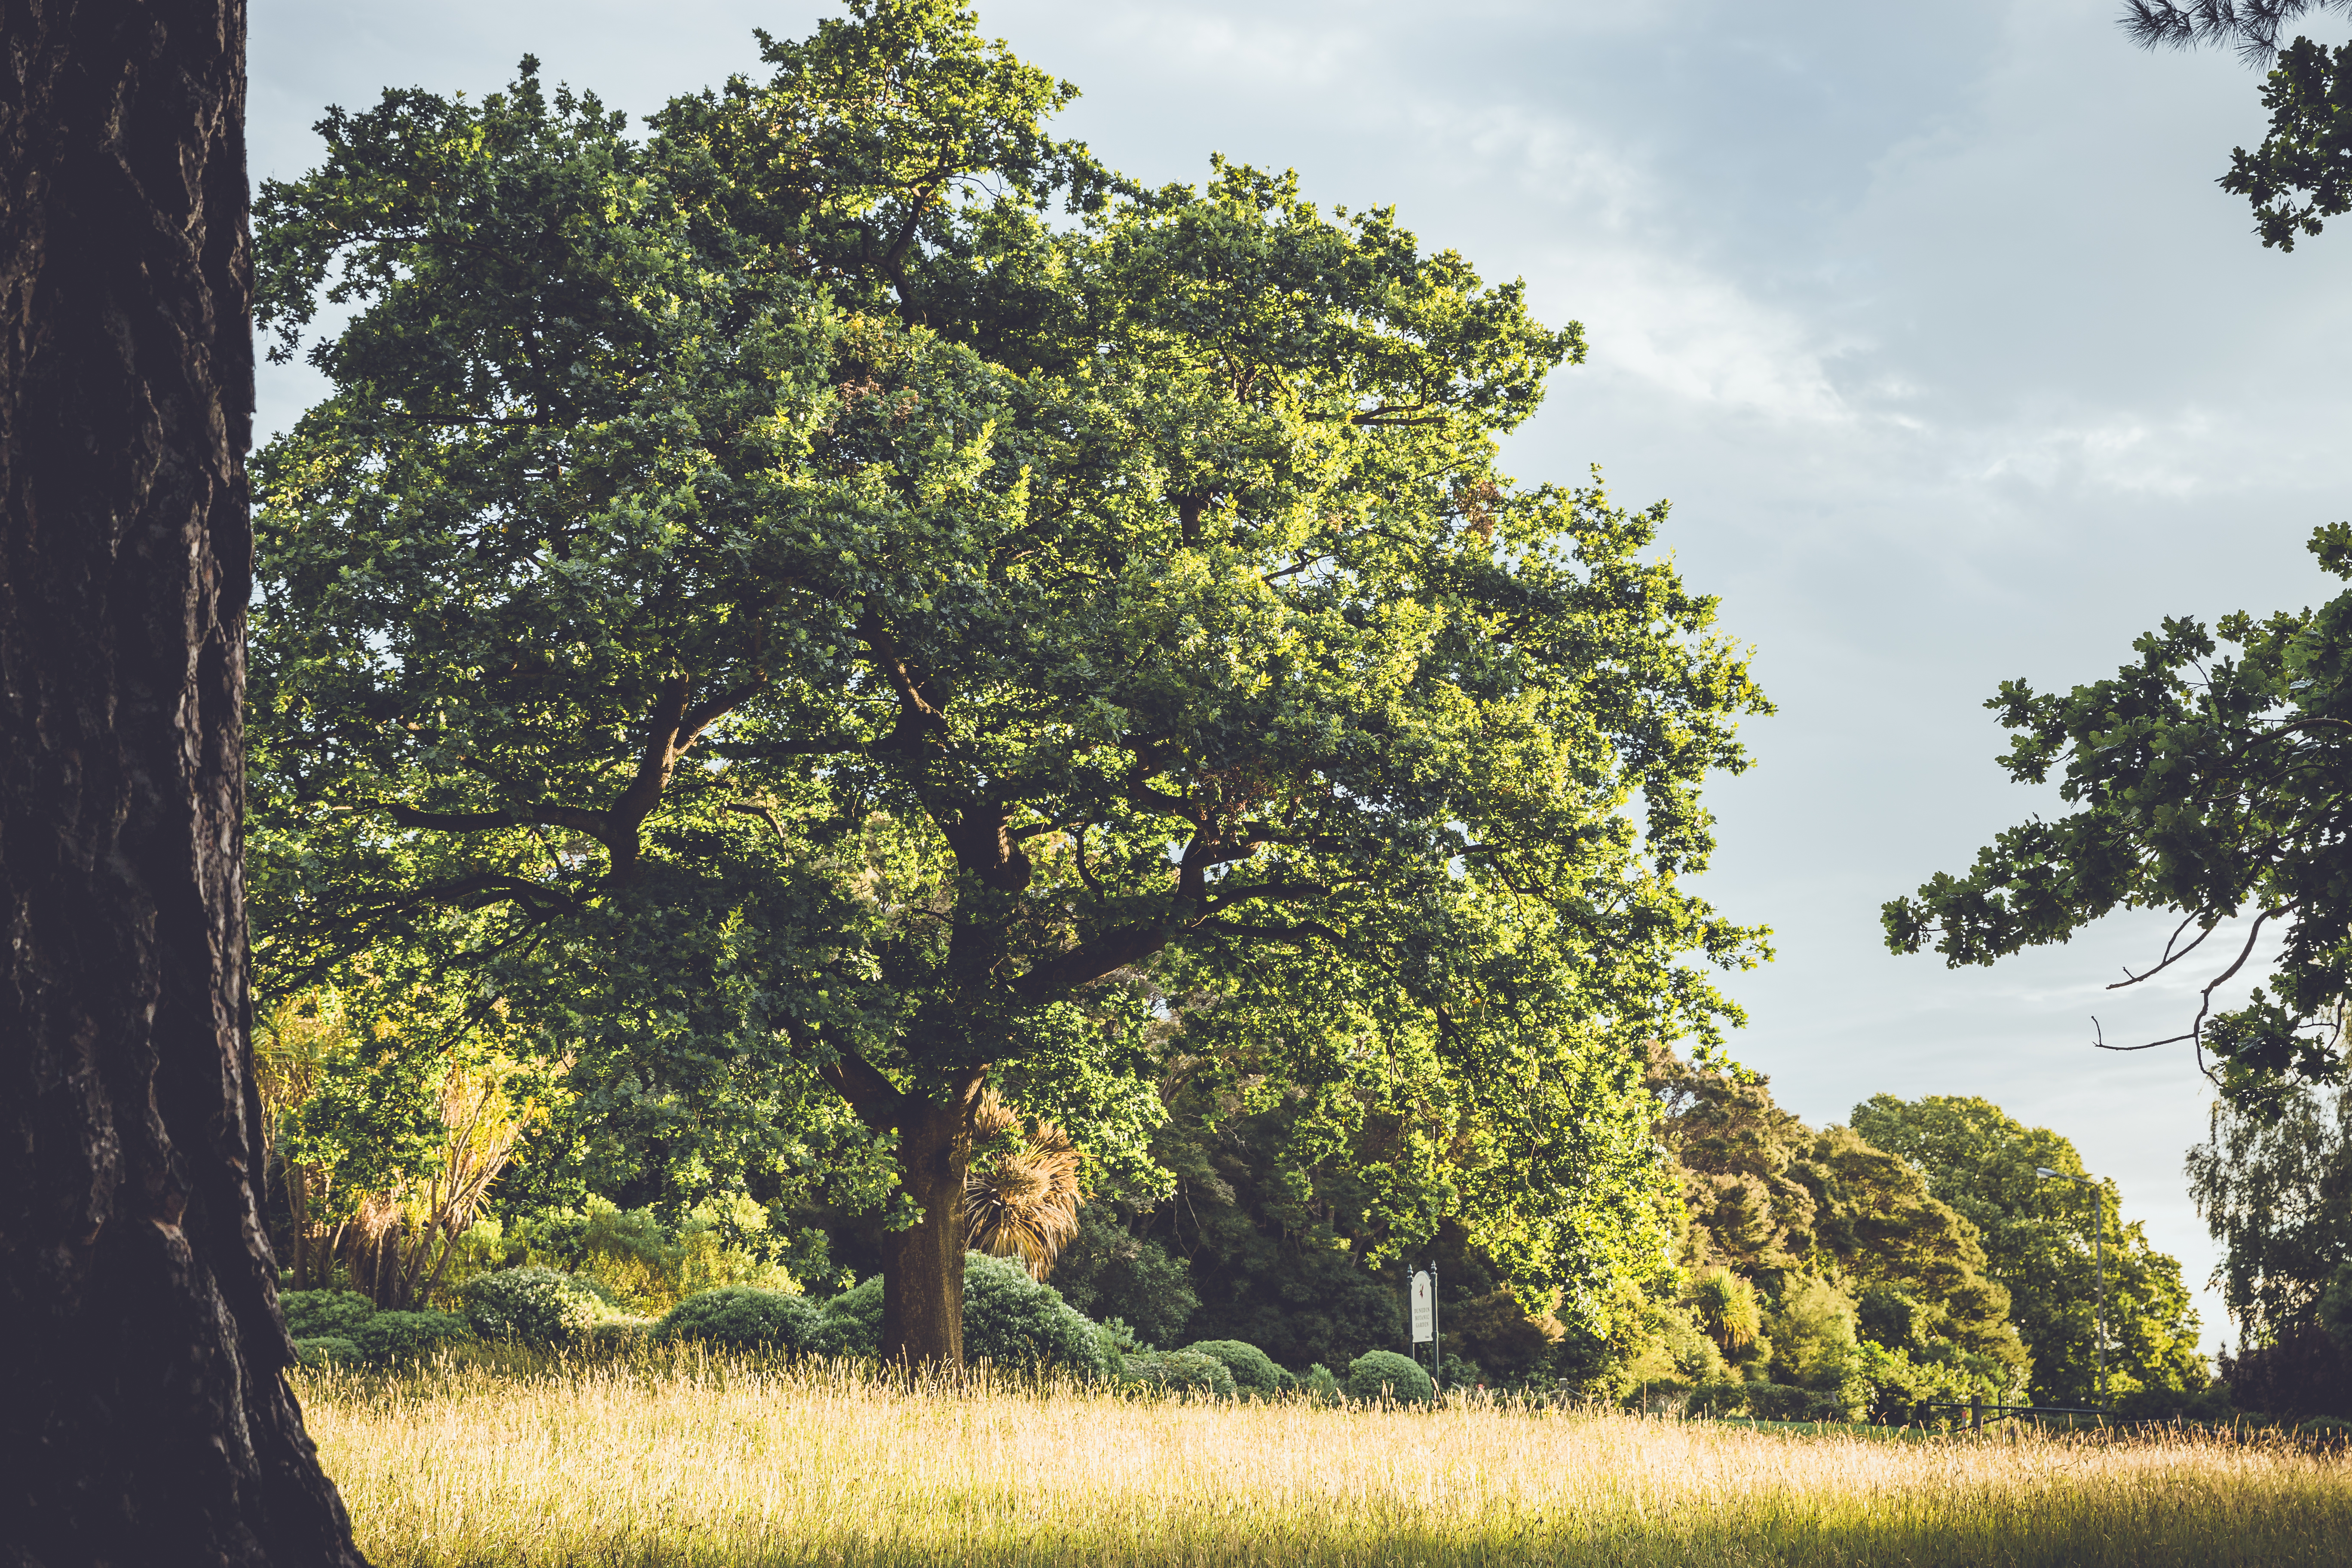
[251,0,1767,1365]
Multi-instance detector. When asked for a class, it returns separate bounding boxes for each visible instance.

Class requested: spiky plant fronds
[964,1091,1083,1280]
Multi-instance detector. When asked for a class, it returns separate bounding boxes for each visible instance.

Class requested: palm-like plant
[963,1091,1083,1280]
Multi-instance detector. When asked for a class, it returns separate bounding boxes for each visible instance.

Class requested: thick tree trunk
[0,2,368,1564]
[880,1096,974,1367]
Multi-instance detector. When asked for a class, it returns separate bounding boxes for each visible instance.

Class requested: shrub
[962,1252,1106,1377]
[582,1319,652,1352]
[2115,1382,2236,1423]
[1303,1363,1341,1404]
[1119,1349,1236,1400]
[1091,1316,1142,1377]
[1048,1211,1200,1348]
[1687,1381,1753,1418]
[821,1277,883,1357]
[292,1336,358,1367]
[353,1309,468,1364]
[460,1266,607,1344]
[654,1288,827,1353]
[281,1289,375,1341]
[1767,1276,1858,1390]
[1743,1382,1819,1421]
[1446,1290,1567,1384]
[1346,1349,1434,1405]
[1182,1339,1288,1397]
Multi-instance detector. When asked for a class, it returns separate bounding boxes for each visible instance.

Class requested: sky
[249,0,2352,1353]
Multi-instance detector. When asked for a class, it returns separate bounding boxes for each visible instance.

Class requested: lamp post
[2037,1166,2106,1406]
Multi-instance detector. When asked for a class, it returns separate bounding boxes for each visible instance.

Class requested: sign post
[1409,1264,1439,1386]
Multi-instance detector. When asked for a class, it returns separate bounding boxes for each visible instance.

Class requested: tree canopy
[1854,1094,2206,1405]
[250,0,1767,1363]
[2125,0,2352,247]
[1881,524,2352,1106]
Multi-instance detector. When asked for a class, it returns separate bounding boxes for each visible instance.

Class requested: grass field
[298,1351,2352,1567]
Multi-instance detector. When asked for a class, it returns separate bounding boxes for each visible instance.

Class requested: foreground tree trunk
[0,2,368,1562]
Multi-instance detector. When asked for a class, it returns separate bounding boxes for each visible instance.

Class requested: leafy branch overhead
[1883,523,2352,1106]
[2123,0,2352,247]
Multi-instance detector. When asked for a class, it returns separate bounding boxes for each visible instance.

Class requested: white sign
[1409,1269,1434,1343]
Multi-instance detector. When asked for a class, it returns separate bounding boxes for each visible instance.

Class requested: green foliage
[2113,1382,2236,1423]
[959,1253,1108,1378]
[1117,1349,1235,1400]
[1302,1363,1341,1403]
[1090,1317,1139,1375]
[1881,525,2352,1105]
[1047,1210,1198,1348]
[1345,1349,1435,1405]
[1857,1093,2207,1405]
[293,1336,359,1367]
[508,1196,810,1315]
[281,1289,377,1341]
[2188,1081,2352,1345]
[2222,35,2352,250]
[1180,1339,1290,1396]
[1652,1054,2029,1404]
[461,1266,618,1344]
[1690,1268,1763,1360]
[1613,1297,1731,1407]
[1442,1289,1568,1386]
[653,1288,827,1353]
[820,1278,885,1358]
[353,1310,471,1364]
[815,1255,1105,1375]
[245,0,1765,1363]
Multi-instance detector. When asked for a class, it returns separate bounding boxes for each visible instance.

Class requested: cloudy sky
[249,0,2352,1350]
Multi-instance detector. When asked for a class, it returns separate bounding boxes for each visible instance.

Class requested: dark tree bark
[821,1047,985,1366]
[880,1096,976,1367]
[0,2,368,1564]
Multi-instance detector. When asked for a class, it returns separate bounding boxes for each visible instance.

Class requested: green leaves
[1883,525,2352,1102]
[2221,35,2352,251]
[250,1,1767,1311]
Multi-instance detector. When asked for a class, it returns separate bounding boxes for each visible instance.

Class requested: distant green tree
[2187,1081,2352,1343]
[1852,1094,2207,1404]
[251,0,1766,1366]
[1648,1052,2027,1407]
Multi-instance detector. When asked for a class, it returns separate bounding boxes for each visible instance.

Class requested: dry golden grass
[297,1351,2352,1567]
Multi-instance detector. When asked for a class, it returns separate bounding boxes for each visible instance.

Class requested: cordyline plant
[250,0,1767,1364]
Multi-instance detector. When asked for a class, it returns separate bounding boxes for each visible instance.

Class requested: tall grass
[298,1350,2352,1567]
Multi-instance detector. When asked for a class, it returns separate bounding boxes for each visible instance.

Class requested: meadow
[299,1351,2352,1568]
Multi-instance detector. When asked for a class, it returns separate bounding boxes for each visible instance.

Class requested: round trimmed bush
[1119,1349,1237,1400]
[281,1289,375,1341]
[655,1288,827,1353]
[460,1266,605,1344]
[353,1309,469,1364]
[821,1276,883,1357]
[963,1253,1106,1377]
[1181,1339,1289,1397]
[1346,1349,1435,1404]
[292,1335,358,1367]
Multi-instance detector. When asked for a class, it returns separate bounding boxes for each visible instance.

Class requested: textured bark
[879,1096,975,1367]
[0,1,368,1564]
